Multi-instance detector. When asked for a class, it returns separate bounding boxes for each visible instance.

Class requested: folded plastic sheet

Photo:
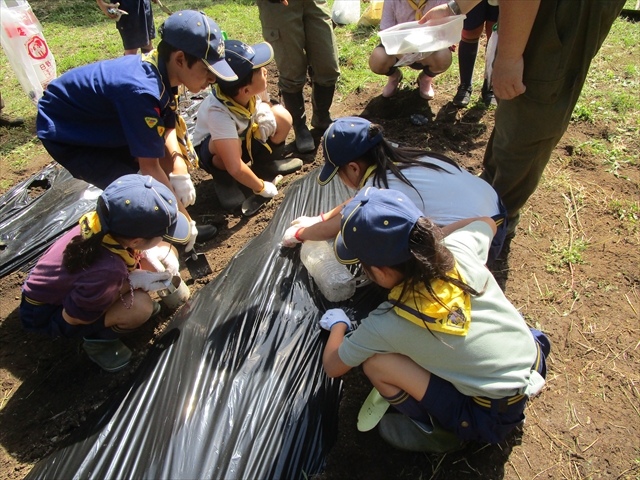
[25,171,387,480]
[0,163,101,277]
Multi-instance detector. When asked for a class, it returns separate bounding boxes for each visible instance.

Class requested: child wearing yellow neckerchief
[191,40,303,212]
[370,0,454,99]
[317,187,550,452]
[20,175,190,373]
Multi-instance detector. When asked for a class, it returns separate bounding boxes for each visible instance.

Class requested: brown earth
[1,63,639,480]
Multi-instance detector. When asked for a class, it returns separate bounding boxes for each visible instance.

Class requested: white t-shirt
[363,156,501,226]
[191,91,269,147]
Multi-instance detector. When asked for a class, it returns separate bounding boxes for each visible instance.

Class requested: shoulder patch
[157,126,165,137]
[145,117,159,128]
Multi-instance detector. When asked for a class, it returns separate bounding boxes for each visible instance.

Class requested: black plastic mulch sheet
[25,171,387,480]
[0,164,101,278]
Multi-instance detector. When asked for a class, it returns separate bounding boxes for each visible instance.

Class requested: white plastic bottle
[300,240,356,302]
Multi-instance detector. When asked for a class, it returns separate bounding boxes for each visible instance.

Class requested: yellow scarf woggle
[212,84,272,162]
[388,265,472,336]
[142,50,198,169]
[79,211,140,272]
[407,0,428,20]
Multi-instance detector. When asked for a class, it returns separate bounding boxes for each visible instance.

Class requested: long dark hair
[359,123,461,191]
[63,232,108,273]
[387,217,479,311]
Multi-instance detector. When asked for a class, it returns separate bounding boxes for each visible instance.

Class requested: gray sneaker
[82,338,132,372]
[378,413,465,453]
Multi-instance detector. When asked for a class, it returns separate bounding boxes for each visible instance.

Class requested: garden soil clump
[1,65,638,479]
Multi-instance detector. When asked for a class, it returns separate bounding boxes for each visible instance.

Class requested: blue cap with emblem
[97,174,191,244]
[318,116,384,186]
[160,10,238,82]
[217,40,274,87]
[335,187,423,266]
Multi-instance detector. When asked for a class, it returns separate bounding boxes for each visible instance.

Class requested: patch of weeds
[0,179,11,191]
[549,238,588,267]
[597,281,619,293]
[608,199,639,225]
[572,103,595,123]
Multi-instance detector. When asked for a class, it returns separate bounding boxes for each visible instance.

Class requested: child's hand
[169,173,196,207]
[256,181,278,198]
[319,308,351,331]
[254,103,277,141]
[282,226,303,247]
[291,215,324,228]
[143,245,180,276]
[129,270,172,292]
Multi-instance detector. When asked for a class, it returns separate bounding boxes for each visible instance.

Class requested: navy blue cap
[318,117,384,185]
[97,174,191,244]
[160,10,238,82]
[335,187,422,266]
[217,40,274,86]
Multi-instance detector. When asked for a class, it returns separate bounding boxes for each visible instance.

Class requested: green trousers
[481,0,626,230]
[257,0,340,93]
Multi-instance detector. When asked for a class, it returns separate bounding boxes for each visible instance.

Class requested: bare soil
[1,64,639,479]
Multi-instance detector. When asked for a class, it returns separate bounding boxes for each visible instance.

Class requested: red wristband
[320,212,326,222]
[294,227,304,242]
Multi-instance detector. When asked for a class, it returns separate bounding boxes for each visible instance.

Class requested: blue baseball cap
[335,187,423,266]
[160,10,238,82]
[318,117,384,186]
[217,40,274,86]
[97,174,191,244]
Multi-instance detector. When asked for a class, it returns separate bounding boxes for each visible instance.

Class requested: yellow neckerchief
[142,50,197,170]
[388,265,472,336]
[79,211,140,272]
[359,165,378,189]
[407,0,428,20]
[212,84,272,162]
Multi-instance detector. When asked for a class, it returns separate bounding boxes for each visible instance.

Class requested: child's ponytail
[63,231,108,273]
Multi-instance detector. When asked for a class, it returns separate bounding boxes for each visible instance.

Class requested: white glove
[256,181,278,198]
[254,102,277,141]
[282,225,303,247]
[319,308,351,331]
[291,215,324,228]
[185,220,197,253]
[129,270,172,292]
[169,173,196,207]
[143,245,180,276]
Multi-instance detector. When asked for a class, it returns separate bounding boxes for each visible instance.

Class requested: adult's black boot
[311,83,335,131]
[281,90,315,153]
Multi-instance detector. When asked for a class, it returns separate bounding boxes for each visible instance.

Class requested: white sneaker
[382,69,403,98]
[418,72,435,100]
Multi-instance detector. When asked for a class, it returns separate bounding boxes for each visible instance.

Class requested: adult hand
[185,220,198,253]
[255,103,277,141]
[319,308,351,331]
[282,226,303,247]
[256,181,278,198]
[143,245,180,276]
[169,173,196,207]
[491,54,526,100]
[417,3,451,24]
[291,215,324,228]
[129,270,172,292]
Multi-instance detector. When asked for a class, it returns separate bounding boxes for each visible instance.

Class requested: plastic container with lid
[378,15,466,56]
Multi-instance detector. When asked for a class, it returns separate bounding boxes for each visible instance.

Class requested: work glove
[255,181,278,198]
[291,214,324,228]
[169,173,196,207]
[184,220,197,253]
[282,225,303,248]
[319,308,351,332]
[254,102,277,141]
[129,270,172,292]
[143,245,180,276]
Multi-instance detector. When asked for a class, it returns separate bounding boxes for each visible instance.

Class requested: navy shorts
[116,0,156,50]
[20,295,110,339]
[417,329,549,444]
[40,139,138,190]
[464,0,499,31]
[195,134,282,176]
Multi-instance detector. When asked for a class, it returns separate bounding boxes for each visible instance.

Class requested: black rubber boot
[210,166,245,211]
[253,142,303,177]
[310,83,335,131]
[281,91,315,153]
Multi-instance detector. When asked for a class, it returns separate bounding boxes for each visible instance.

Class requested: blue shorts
[417,329,549,444]
[20,294,110,339]
[40,139,138,190]
[195,134,283,176]
[116,0,156,50]
[463,0,499,31]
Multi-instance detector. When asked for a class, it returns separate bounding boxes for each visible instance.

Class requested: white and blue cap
[97,174,191,244]
[318,117,384,186]
[335,187,423,266]
[160,10,238,82]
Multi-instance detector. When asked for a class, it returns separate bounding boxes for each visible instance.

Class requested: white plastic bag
[331,0,360,25]
[0,0,57,105]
